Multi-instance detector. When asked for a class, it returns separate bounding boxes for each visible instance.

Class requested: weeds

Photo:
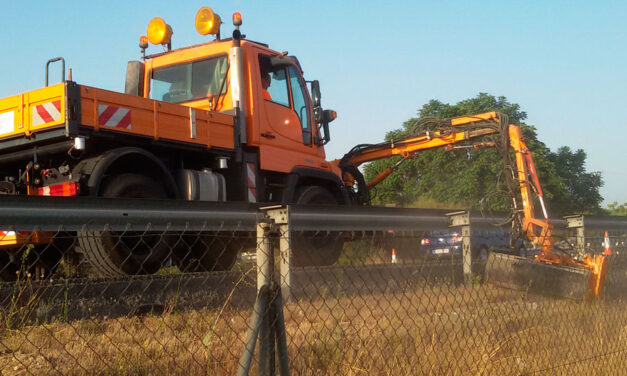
[0,271,625,375]
[1,245,49,330]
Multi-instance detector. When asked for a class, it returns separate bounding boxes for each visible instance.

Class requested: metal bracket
[564,214,585,257]
[263,205,289,226]
[565,215,584,229]
[447,211,470,227]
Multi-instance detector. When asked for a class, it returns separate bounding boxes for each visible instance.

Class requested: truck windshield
[150,55,228,103]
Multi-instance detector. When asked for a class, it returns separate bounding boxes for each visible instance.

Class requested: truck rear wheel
[77,173,172,276]
[292,186,344,267]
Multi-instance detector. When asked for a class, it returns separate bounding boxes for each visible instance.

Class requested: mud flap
[485,252,591,300]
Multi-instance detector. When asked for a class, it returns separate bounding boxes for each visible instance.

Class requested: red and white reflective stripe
[32,100,62,126]
[0,231,16,237]
[0,111,15,135]
[98,104,131,129]
[247,163,257,203]
[37,181,80,196]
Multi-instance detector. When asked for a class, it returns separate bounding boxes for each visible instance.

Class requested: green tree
[363,93,602,214]
[547,147,603,213]
[607,202,627,216]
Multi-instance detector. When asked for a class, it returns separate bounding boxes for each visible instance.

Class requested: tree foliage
[607,202,627,216]
[363,93,603,214]
[547,147,603,213]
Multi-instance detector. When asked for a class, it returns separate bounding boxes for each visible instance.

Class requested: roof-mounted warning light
[139,35,149,59]
[195,7,222,40]
[232,11,244,42]
[147,17,173,51]
[232,12,242,27]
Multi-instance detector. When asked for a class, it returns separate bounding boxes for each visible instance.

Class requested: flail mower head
[485,252,608,301]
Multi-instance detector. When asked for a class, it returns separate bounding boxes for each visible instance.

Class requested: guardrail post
[251,206,289,376]
[264,206,292,303]
[256,219,274,292]
[238,214,280,376]
[447,211,472,284]
[565,215,585,257]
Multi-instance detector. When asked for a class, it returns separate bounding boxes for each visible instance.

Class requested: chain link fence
[0,197,626,375]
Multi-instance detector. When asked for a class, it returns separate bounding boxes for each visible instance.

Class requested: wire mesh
[0,212,625,375]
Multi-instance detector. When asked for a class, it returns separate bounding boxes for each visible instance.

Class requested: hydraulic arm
[334,111,607,298]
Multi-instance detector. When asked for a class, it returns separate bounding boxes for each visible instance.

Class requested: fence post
[447,211,472,284]
[256,219,273,375]
[264,206,292,303]
[261,206,291,376]
[238,214,281,376]
[256,220,274,291]
[565,215,585,257]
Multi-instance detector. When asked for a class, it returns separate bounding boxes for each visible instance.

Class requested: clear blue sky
[2,1,626,205]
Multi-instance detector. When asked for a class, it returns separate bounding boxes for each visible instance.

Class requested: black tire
[174,232,241,272]
[292,186,344,267]
[77,173,173,276]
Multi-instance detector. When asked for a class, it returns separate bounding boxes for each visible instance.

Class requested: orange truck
[0,7,607,299]
[0,8,347,277]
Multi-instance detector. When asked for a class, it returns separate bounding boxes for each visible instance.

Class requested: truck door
[257,55,321,172]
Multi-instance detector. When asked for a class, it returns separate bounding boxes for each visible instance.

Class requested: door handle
[261,132,276,139]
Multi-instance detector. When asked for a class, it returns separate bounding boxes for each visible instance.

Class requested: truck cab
[124,11,341,204]
[142,40,327,173]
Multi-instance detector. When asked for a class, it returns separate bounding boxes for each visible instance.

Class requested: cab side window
[259,55,290,107]
[266,69,290,107]
[288,66,312,144]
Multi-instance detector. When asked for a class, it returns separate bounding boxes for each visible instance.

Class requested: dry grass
[1,276,627,375]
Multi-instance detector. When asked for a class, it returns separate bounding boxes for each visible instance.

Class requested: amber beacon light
[195,7,222,36]
[147,17,173,45]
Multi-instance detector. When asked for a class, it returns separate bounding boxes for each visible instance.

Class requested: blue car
[418,229,527,260]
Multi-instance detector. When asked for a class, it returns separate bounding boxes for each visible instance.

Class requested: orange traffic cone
[391,248,397,264]
[603,231,612,256]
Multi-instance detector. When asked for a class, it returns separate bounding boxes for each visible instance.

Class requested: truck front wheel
[174,233,241,272]
[77,173,173,276]
[292,186,344,267]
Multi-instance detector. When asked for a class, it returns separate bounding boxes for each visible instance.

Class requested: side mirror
[315,109,336,146]
[311,80,321,108]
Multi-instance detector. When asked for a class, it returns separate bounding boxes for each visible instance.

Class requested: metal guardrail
[0,196,261,231]
[3,196,625,233]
